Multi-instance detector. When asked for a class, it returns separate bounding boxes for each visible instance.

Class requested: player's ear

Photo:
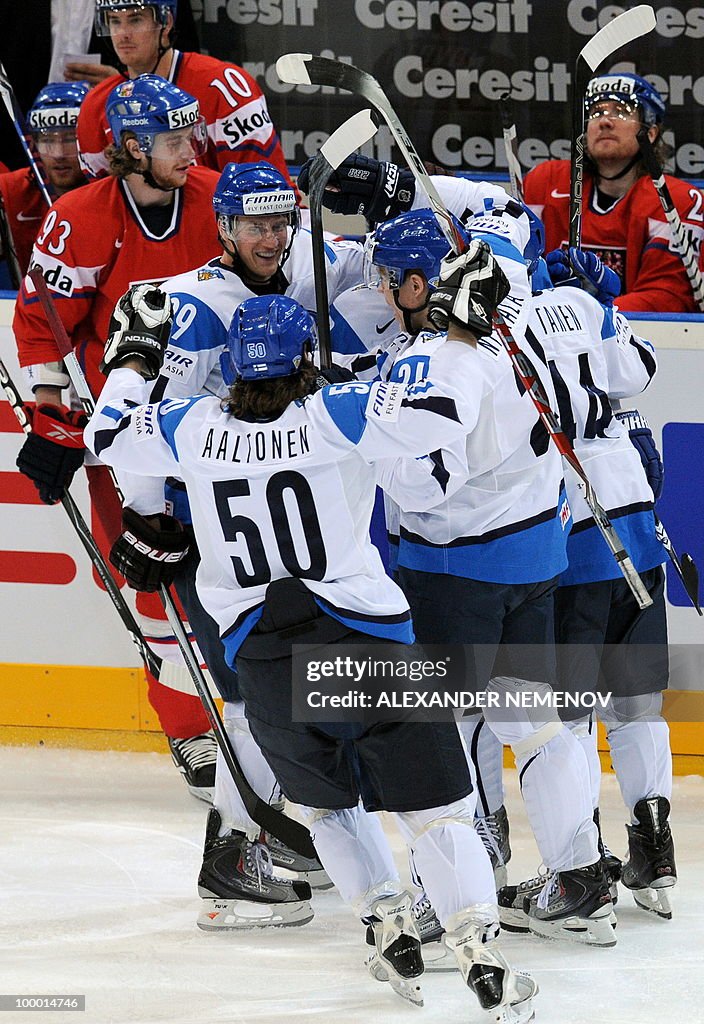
[647,123,659,146]
[125,137,143,161]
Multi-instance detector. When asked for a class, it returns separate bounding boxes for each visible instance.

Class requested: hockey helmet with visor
[106,74,207,158]
[221,294,318,384]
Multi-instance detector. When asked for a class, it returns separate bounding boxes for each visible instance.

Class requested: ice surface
[1,746,702,1024]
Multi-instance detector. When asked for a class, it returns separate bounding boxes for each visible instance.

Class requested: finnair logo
[242,191,295,215]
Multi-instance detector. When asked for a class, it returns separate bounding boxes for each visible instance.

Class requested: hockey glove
[16,403,88,505]
[109,507,191,592]
[427,240,511,336]
[101,284,173,380]
[615,409,664,501]
[316,364,356,386]
[298,154,415,224]
[546,247,621,306]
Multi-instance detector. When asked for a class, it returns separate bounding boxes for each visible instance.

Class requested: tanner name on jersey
[201,423,312,463]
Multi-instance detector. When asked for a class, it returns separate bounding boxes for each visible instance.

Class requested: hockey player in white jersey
[362,206,618,948]
[85,268,539,1022]
[497,249,676,926]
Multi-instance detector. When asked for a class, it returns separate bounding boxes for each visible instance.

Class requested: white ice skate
[365,891,424,1006]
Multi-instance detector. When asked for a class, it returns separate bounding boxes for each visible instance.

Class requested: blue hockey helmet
[585,73,666,126]
[213,162,299,240]
[27,82,89,135]
[522,204,545,276]
[106,74,206,156]
[364,209,467,289]
[531,256,553,293]
[95,0,177,36]
[221,295,318,384]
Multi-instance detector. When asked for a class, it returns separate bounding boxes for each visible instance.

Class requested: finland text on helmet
[585,73,666,126]
[363,209,465,290]
[95,0,177,36]
[106,75,207,157]
[27,82,90,135]
[213,162,300,241]
[221,295,318,384]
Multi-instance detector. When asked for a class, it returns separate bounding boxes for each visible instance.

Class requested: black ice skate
[168,731,216,803]
[450,914,537,1024]
[498,872,548,933]
[412,892,456,972]
[475,805,512,889]
[621,796,677,920]
[527,861,616,946]
[263,830,333,890]
[364,891,424,1006]
[197,809,313,930]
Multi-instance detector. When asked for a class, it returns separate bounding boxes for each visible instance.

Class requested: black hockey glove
[109,507,191,592]
[615,409,664,501]
[16,403,88,505]
[101,284,173,380]
[427,240,511,337]
[298,154,415,224]
[314,364,356,390]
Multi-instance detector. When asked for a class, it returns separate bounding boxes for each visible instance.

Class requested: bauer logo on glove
[427,240,511,337]
[101,284,173,380]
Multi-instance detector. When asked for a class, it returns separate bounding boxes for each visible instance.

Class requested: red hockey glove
[16,403,88,505]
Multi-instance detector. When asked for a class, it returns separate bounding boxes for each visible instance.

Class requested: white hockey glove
[428,239,511,337]
[101,284,173,380]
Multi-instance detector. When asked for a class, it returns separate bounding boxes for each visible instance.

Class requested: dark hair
[105,132,142,178]
[224,361,319,420]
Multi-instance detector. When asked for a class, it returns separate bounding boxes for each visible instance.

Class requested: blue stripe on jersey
[168,294,225,352]
[397,500,570,583]
[313,597,415,644]
[330,304,368,354]
[221,605,265,666]
[600,305,615,340]
[100,404,124,422]
[561,507,665,586]
[387,534,400,573]
[157,395,209,457]
[324,240,337,265]
[320,385,369,444]
[472,232,524,265]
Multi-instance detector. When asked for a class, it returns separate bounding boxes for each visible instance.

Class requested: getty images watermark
[290,643,636,723]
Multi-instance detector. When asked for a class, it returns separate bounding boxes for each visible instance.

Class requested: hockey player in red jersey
[524,73,704,313]
[77,0,291,185]
[13,75,222,799]
[0,83,89,285]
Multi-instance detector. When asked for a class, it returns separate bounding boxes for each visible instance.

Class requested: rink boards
[0,296,703,769]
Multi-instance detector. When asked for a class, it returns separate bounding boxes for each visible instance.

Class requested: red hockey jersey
[14,166,220,395]
[77,51,291,185]
[0,168,49,280]
[524,159,704,312]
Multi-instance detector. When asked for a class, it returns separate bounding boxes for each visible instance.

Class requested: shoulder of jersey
[50,174,118,216]
[0,167,35,198]
[178,51,258,88]
[80,74,125,114]
[524,158,570,192]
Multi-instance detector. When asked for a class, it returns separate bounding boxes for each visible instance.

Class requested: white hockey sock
[606,719,673,821]
[214,700,279,839]
[394,797,497,928]
[300,804,400,912]
[459,712,505,816]
[515,729,599,871]
[565,715,601,810]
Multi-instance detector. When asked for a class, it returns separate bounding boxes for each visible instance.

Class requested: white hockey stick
[569,5,656,247]
[499,92,524,203]
[277,53,653,610]
[305,109,378,367]
[0,61,53,208]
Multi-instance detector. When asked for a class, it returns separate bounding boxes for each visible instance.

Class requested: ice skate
[364,891,424,1006]
[594,807,622,905]
[263,831,333,890]
[412,892,456,972]
[527,862,616,946]
[449,912,537,1024]
[168,731,217,803]
[475,805,512,889]
[498,871,548,933]
[197,809,313,930]
[621,797,677,920]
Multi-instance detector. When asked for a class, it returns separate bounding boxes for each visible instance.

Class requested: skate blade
[421,936,458,972]
[187,784,214,804]
[498,907,530,934]
[487,975,538,1024]
[529,908,616,947]
[197,897,314,930]
[630,885,673,920]
[365,952,424,1006]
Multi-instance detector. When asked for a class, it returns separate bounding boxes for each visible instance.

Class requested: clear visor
[218,211,298,245]
[95,3,163,36]
[34,129,79,154]
[586,98,641,123]
[363,238,403,289]
[141,116,208,159]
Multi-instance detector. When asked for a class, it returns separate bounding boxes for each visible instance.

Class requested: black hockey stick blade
[681,554,702,616]
[569,5,656,248]
[498,92,524,203]
[306,109,378,368]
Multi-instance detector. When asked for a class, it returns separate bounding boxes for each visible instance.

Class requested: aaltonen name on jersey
[200,423,312,463]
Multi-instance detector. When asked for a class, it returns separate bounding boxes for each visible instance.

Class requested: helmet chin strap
[597,151,642,182]
[139,160,178,192]
[392,288,429,335]
[148,21,172,75]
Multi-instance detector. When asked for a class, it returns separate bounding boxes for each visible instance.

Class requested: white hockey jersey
[529,283,665,585]
[85,364,485,662]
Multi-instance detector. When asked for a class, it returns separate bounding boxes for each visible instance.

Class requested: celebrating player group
[5,3,692,1022]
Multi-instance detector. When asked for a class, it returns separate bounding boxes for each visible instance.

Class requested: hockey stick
[0,62,53,208]
[0,355,164,676]
[569,5,656,248]
[654,517,702,615]
[636,128,704,312]
[28,269,316,857]
[276,54,653,610]
[306,109,378,368]
[499,93,524,203]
